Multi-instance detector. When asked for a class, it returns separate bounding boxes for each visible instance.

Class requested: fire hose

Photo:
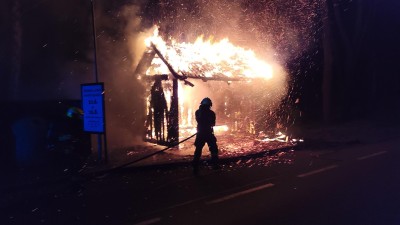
[87,133,197,178]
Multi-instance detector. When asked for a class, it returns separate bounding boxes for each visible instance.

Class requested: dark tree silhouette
[322,0,400,122]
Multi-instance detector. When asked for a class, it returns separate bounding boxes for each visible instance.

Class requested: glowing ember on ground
[168,131,299,158]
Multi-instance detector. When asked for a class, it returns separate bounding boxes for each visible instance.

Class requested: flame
[143,27,287,142]
[145,27,273,79]
[214,125,229,134]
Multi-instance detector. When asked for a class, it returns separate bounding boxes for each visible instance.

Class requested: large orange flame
[144,27,273,79]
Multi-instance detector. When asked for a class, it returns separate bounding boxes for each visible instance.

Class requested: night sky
[0,0,399,122]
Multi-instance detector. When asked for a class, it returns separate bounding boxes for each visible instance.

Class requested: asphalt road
[2,137,400,225]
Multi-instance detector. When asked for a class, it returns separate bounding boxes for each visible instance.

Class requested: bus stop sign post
[81,83,107,162]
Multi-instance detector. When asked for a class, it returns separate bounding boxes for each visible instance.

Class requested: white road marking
[297,165,338,178]
[134,218,161,225]
[206,183,275,204]
[357,151,388,160]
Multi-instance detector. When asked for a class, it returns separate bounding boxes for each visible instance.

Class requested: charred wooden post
[149,43,194,146]
[167,78,179,145]
[150,78,168,143]
[143,75,169,145]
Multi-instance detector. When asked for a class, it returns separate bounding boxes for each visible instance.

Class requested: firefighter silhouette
[193,97,219,175]
[150,79,168,142]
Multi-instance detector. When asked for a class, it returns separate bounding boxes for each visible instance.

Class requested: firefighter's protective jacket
[195,105,215,135]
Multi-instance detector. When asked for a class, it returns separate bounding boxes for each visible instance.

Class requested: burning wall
[136,27,288,145]
[122,0,321,148]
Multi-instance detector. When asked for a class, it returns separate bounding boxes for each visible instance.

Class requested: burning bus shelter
[135,28,288,147]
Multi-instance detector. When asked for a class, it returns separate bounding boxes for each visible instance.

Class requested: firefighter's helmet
[66,106,83,119]
[200,97,212,107]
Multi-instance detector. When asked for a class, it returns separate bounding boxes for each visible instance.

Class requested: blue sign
[81,83,105,133]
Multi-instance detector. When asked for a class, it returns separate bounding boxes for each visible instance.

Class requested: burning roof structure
[135,27,288,146]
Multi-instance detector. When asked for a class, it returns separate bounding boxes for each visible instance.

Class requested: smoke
[136,0,307,130]
[139,0,322,130]
[92,3,148,150]
[93,0,321,149]
[123,6,153,69]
